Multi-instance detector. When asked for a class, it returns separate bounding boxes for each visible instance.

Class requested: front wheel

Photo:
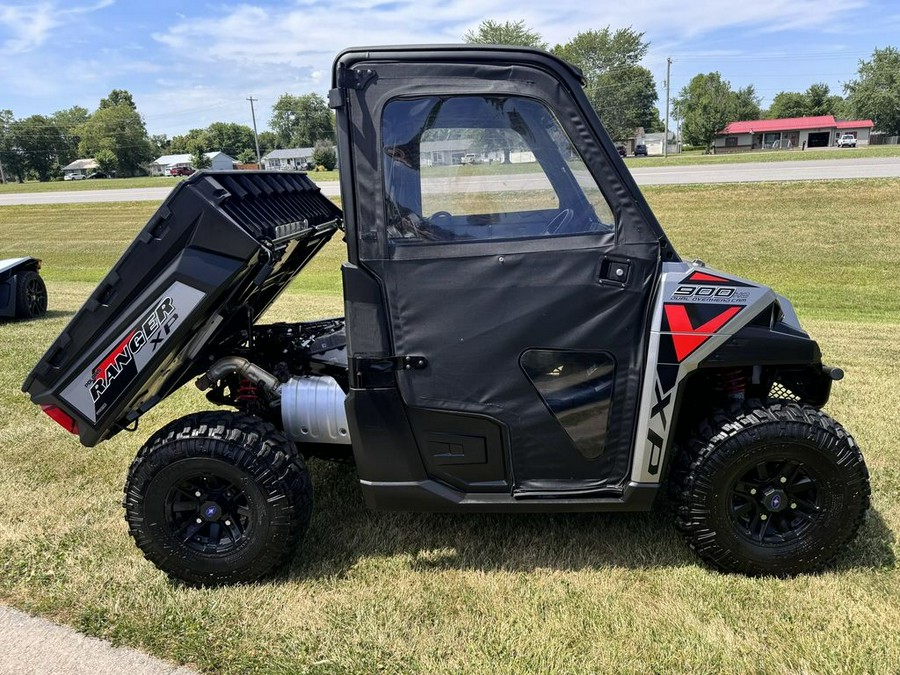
[124,411,313,585]
[674,401,869,576]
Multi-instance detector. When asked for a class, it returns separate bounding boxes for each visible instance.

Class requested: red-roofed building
[715,115,874,153]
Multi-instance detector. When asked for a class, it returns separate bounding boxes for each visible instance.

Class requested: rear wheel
[124,411,313,585]
[15,271,47,319]
[674,400,869,576]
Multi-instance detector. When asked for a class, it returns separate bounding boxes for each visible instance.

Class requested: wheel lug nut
[196,517,202,524]
[224,520,231,526]
[195,491,202,497]
[791,503,797,509]
[750,488,757,495]
[760,514,768,521]
[780,477,787,484]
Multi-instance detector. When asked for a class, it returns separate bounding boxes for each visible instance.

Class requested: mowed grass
[0,181,898,673]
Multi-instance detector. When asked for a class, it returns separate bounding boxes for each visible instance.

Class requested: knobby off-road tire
[124,411,313,585]
[674,400,869,576]
[15,271,47,319]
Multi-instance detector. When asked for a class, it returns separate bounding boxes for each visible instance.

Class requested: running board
[359,479,658,513]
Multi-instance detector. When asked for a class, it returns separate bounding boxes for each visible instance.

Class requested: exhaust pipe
[196,357,282,400]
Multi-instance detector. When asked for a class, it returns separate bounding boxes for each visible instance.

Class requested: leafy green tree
[257,130,279,154]
[0,109,26,182]
[804,83,846,118]
[311,140,337,170]
[100,89,136,110]
[191,142,212,170]
[463,19,547,49]
[51,106,90,165]
[14,115,64,181]
[767,91,808,119]
[673,72,734,152]
[78,91,152,175]
[169,129,209,155]
[95,148,117,175]
[553,28,658,141]
[845,47,900,134]
[205,122,256,158]
[237,149,258,164]
[730,85,762,122]
[270,93,334,148]
[150,134,170,155]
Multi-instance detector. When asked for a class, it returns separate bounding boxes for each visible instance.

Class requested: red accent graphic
[685,271,731,284]
[92,330,136,382]
[664,304,741,361]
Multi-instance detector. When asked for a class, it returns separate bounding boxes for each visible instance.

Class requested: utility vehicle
[23,46,869,585]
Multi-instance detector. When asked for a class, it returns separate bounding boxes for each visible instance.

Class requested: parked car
[167,167,195,177]
[633,144,648,157]
[63,173,84,181]
[837,134,857,148]
[86,172,108,179]
[616,145,627,157]
[461,153,482,165]
[0,257,48,320]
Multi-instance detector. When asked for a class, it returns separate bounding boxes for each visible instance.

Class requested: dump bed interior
[23,171,342,446]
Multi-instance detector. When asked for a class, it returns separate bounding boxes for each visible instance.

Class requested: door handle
[599,258,631,286]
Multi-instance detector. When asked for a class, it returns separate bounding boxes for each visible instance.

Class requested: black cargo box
[23,171,342,446]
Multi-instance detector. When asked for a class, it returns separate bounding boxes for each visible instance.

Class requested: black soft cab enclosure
[22,171,341,446]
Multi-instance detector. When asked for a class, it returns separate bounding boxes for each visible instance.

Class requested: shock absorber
[719,368,747,403]
[234,379,259,407]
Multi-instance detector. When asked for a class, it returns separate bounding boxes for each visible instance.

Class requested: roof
[261,147,316,160]
[62,158,98,171]
[836,119,874,129]
[720,115,875,135]
[150,152,234,166]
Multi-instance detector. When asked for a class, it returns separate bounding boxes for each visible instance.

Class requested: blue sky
[1,0,898,136]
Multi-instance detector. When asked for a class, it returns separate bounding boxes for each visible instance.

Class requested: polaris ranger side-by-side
[23,46,869,584]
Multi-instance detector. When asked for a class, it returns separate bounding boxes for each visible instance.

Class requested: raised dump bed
[23,171,342,446]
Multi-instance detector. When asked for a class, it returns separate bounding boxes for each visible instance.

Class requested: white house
[260,148,316,170]
[148,152,236,176]
[62,158,99,179]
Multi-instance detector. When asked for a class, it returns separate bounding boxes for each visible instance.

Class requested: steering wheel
[428,211,453,228]
[544,208,574,235]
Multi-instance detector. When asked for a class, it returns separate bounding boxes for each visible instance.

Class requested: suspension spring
[719,368,747,402]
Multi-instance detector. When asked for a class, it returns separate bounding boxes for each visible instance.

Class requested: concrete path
[1,157,899,206]
[0,605,197,675]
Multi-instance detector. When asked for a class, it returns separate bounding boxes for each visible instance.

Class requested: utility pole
[0,157,5,184]
[247,96,262,166]
[664,57,672,158]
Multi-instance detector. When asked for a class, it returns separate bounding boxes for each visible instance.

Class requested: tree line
[0,90,338,182]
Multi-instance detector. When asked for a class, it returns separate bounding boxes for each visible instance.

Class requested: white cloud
[0,0,114,53]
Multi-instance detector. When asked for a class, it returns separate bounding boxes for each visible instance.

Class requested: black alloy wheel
[673,400,869,576]
[124,411,313,586]
[16,271,47,318]
[728,458,821,545]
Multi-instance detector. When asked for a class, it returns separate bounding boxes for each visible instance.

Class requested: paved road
[0,605,197,675]
[1,157,898,206]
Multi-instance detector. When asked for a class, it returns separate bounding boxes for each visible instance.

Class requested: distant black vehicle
[0,257,48,320]
[634,144,648,157]
[86,171,108,179]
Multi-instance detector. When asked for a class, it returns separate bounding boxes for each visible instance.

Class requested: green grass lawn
[0,181,898,673]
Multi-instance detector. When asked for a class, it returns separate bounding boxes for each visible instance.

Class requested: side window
[381,96,615,244]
